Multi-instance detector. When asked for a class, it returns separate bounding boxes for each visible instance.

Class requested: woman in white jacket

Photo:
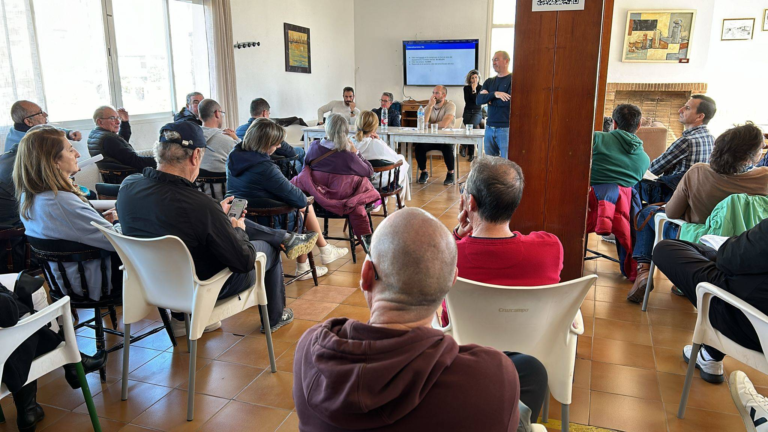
[352,111,409,203]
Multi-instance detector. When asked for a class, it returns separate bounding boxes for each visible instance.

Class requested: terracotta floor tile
[131,389,228,432]
[276,343,298,373]
[0,400,69,431]
[177,360,262,399]
[657,372,738,415]
[648,307,697,330]
[323,304,371,322]
[336,259,363,275]
[129,329,176,352]
[664,403,744,432]
[216,335,293,369]
[595,271,633,289]
[594,318,652,346]
[285,281,314,299]
[342,290,368,307]
[39,411,125,432]
[197,400,290,432]
[645,291,696,312]
[581,315,594,338]
[594,285,628,303]
[594,301,649,325]
[322,272,361,288]
[289,299,339,321]
[723,357,768,387]
[592,338,656,369]
[99,346,164,380]
[573,359,591,389]
[236,370,296,410]
[651,326,694,350]
[128,351,211,388]
[276,412,300,432]
[540,385,590,425]
[299,285,356,303]
[584,286,595,300]
[117,425,156,431]
[219,308,263,336]
[590,361,661,400]
[653,346,691,376]
[589,391,666,432]
[37,371,116,410]
[73,380,172,423]
[577,336,592,360]
[580,299,594,318]
[260,319,318,343]
[168,332,245,359]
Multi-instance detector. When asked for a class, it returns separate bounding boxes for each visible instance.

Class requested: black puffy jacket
[87,122,155,172]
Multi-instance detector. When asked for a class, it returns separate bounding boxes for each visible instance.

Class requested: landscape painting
[284,23,311,74]
[622,10,696,63]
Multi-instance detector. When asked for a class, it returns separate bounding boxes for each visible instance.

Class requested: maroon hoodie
[294,318,520,431]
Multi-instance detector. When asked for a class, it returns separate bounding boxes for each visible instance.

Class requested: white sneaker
[730,371,768,432]
[295,263,328,280]
[170,317,221,338]
[601,234,616,244]
[319,244,349,265]
[683,344,724,383]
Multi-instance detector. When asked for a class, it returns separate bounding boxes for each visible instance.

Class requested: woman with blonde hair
[353,110,409,203]
[227,118,348,279]
[291,113,380,243]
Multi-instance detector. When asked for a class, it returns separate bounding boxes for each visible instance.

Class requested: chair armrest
[695,282,768,337]
[431,314,452,333]
[570,310,585,336]
[0,297,73,365]
[196,267,234,286]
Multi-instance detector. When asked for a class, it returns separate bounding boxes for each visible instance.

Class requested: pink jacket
[291,165,380,216]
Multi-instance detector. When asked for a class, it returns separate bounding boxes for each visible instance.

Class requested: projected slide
[403,40,478,86]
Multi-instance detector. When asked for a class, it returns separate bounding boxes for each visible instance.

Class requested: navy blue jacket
[372,107,401,127]
[477,75,512,128]
[226,145,308,229]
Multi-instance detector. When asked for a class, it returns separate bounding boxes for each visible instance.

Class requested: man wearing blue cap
[117,121,317,333]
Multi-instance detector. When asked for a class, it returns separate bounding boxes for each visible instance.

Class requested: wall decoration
[762,9,767,31]
[284,23,311,74]
[721,18,755,41]
[532,0,584,12]
[621,10,696,63]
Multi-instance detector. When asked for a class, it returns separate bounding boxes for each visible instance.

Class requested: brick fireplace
[603,83,708,145]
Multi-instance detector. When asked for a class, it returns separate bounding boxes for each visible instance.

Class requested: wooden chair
[313,201,373,264]
[246,196,319,286]
[28,236,176,382]
[98,168,138,185]
[195,169,227,201]
[0,227,30,274]
[369,159,404,218]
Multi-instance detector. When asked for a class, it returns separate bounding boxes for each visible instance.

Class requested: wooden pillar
[595,0,616,131]
[508,0,608,281]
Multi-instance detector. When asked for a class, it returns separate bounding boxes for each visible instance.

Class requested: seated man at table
[236,97,305,173]
[371,92,401,127]
[591,103,650,188]
[294,207,548,431]
[415,85,457,185]
[117,121,318,333]
[87,105,156,174]
[317,87,360,126]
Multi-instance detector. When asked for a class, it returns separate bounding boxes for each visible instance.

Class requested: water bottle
[381,107,388,131]
[417,106,425,131]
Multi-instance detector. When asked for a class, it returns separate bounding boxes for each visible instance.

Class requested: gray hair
[10,100,33,123]
[198,98,220,122]
[381,92,394,103]
[154,131,198,166]
[465,157,525,224]
[186,91,203,105]
[324,113,352,152]
[92,105,115,124]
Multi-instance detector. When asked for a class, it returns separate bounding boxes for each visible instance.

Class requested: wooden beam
[594,0,615,131]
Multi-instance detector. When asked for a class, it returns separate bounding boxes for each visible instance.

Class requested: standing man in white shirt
[317,87,360,125]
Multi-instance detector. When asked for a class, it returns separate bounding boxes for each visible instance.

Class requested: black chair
[0,227,31,274]
[271,154,300,181]
[95,183,120,200]
[369,159,404,219]
[313,201,373,264]
[98,164,138,185]
[246,196,319,286]
[27,236,176,382]
[195,169,227,201]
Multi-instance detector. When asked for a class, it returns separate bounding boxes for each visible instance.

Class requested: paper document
[700,235,729,251]
[643,170,658,181]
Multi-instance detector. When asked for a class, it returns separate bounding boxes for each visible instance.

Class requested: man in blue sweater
[236,98,305,173]
[477,51,512,158]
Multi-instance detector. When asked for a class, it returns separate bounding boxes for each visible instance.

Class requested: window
[0,0,210,129]
[488,0,515,75]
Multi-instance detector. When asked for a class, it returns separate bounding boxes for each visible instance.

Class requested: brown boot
[627,263,651,303]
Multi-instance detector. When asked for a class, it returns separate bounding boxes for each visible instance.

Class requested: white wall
[230,0,356,125]
[607,0,768,135]
[353,0,490,118]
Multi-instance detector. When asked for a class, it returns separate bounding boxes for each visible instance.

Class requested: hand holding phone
[227,198,247,220]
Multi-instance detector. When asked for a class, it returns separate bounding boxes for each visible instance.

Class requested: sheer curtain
[203,0,238,129]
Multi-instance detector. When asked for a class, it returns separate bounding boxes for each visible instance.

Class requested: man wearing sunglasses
[87,105,156,179]
[4,100,81,152]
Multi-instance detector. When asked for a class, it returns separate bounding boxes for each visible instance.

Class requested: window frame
[24,0,196,130]
[486,0,515,78]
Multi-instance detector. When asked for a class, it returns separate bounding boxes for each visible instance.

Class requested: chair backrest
[453,118,463,129]
[446,275,596,355]
[95,183,120,200]
[284,124,305,146]
[369,159,403,194]
[195,169,227,201]
[91,223,200,323]
[635,127,668,161]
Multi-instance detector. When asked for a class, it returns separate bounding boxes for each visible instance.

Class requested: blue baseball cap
[158,121,208,149]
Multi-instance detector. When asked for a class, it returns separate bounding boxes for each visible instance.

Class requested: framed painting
[721,18,755,41]
[622,10,696,63]
[284,23,311,74]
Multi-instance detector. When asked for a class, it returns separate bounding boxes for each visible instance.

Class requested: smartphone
[227,198,247,220]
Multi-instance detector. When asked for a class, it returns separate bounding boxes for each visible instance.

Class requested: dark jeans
[632,206,680,264]
[415,144,455,172]
[653,240,763,361]
[634,173,684,204]
[504,352,549,422]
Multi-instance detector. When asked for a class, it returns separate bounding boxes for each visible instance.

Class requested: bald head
[369,208,457,315]
[11,100,46,126]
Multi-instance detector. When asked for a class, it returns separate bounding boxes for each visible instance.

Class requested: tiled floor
[1,157,759,432]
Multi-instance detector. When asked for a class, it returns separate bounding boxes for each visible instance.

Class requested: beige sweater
[666,163,768,224]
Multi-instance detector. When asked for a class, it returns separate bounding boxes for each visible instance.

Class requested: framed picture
[721,18,755,40]
[621,10,696,63]
[284,23,311,74]
[763,9,768,31]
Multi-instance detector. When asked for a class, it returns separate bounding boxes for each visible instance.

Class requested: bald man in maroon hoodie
[293,208,547,431]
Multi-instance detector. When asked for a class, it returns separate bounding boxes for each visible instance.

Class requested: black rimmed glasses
[24,111,46,120]
[366,254,380,280]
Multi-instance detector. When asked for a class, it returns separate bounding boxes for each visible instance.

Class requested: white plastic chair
[678,282,768,419]
[642,213,686,311]
[0,273,58,332]
[92,223,276,421]
[0,296,102,431]
[432,275,597,432]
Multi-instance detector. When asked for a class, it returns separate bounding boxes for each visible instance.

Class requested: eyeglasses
[367,255,380,281]
[380,99,390,103]
[191,100,202,105]
[216,110,226,115]
[24,111,46,120]
[459,181,467,194]
[100,116,119,121]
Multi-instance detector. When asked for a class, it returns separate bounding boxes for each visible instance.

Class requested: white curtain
[203,0,238,129]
